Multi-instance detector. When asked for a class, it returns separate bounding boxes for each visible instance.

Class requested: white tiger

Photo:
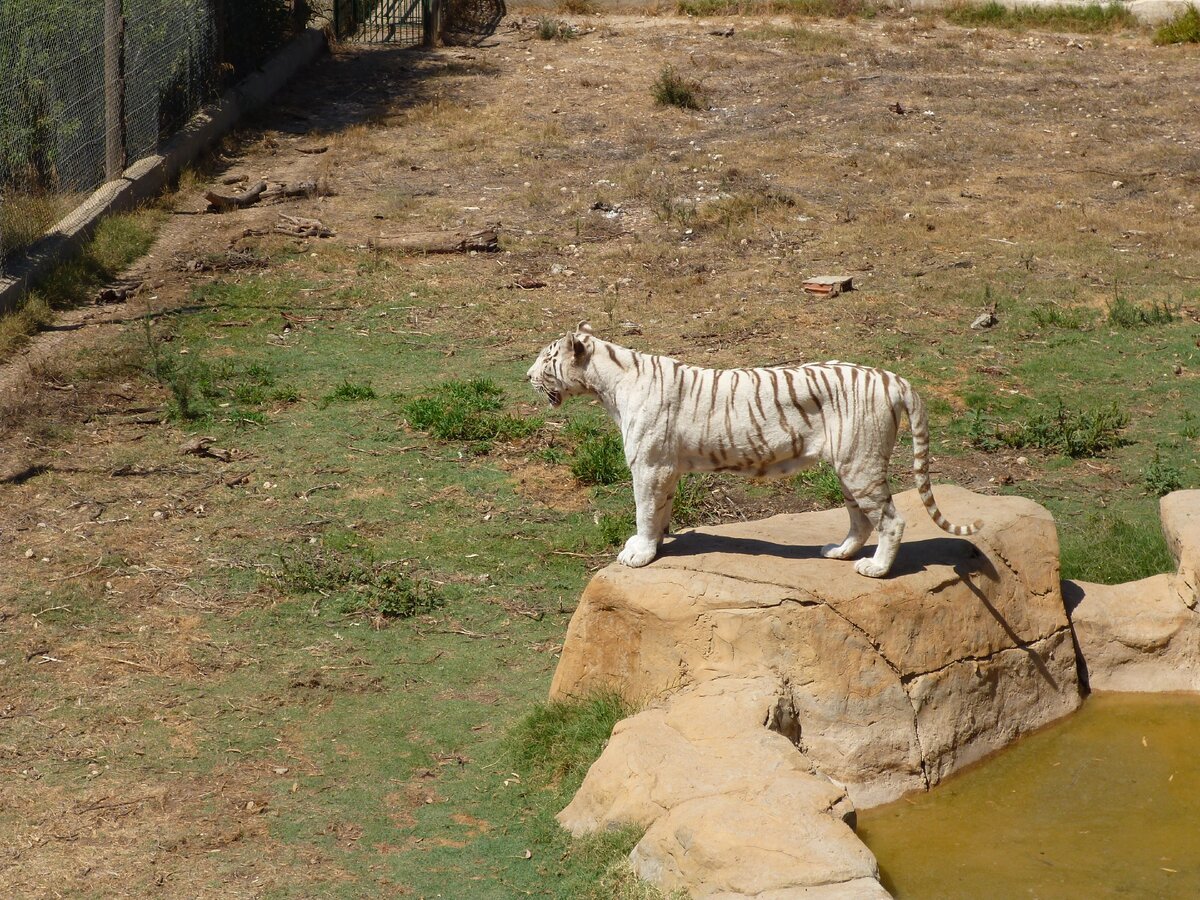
[526,322,981,578]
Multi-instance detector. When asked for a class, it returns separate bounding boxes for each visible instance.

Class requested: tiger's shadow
[659,532,991,580]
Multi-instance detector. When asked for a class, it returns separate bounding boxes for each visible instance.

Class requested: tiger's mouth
[545,389,561,408]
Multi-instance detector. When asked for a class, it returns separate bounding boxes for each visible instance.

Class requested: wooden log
[205,180,268,212]
[369,228,499,254]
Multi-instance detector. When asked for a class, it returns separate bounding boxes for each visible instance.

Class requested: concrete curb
[0,27,329,316]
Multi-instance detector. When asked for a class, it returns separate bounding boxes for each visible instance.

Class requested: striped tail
[904,386,982,537]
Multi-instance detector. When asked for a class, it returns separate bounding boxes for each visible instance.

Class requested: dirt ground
[1,11,1198,897]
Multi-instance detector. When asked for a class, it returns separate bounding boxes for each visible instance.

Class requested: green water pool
[855,693,1200,899]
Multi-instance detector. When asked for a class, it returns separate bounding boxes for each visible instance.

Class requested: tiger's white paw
[854,557,890,578]
[617,535,659,568]
[821,541,860,560]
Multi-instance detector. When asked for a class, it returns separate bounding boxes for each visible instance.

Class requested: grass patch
[558,0,598,11]
[0,207,164,360]
[1060,512,1176,584]
[567,421,629,485]
[1028,303,1092,330]
[652,66,705,111]
[1154,4,1200,43]
[277,544,442,619]
[507,692,633,788]
[1106,295,1176,328]
[944,1,1137,31]
[537,16,578,40]
[321,379,377,406]
[0,190,74,259]
[1143,451,1184,498]
[401,378,540,449]
[970,401,1129,458]
[793,462,845,508]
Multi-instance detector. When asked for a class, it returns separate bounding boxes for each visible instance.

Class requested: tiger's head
[526,321,595,408]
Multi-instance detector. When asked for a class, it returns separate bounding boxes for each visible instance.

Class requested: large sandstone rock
[559,676,888,899]
[552,486,1081,808]
[1067,490,1200,692]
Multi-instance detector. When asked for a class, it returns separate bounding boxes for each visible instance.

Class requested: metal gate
[333,0,426,45]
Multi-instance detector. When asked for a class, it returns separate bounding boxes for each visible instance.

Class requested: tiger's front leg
[617,465,680,568]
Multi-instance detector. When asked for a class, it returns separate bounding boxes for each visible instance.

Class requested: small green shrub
[278,546,441,619]
[1060,513,1176,584]
[677,0,745,13]
[558,0,598,11]
[1106,295,1175,328]
[401,378,540,449]
[1143,451,1184,497]
[321,380,377,406]
[793,462,845,508]
[1154,4,1200,43]
[652,66,705,111]
[537,16,577,40]
[568,423,629,485]
[972,401,1128,458]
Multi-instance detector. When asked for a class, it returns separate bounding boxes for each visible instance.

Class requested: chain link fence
[0,0,304,273]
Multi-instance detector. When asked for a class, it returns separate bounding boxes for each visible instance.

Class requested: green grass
[1107,295,1176,328]
[321,379,377,406]
[1143,451,1184,498]
[651,66,705,111]
[277,544,441,618]
[970,401,1129,459]
[568,421,629,485]
[1060,511,1176,584]
[1154,4,1200,43]
[0,207,165,359]
[944,1,1137,31]
[401,378,541,449]
[793,462,845,509]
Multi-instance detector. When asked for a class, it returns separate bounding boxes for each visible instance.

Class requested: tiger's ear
[576,321,594,336]
[571,333,591,359]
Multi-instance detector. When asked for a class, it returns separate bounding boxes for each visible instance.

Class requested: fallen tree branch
[205,179,268,212]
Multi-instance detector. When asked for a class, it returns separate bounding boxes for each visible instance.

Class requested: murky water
[856,694,1200,899]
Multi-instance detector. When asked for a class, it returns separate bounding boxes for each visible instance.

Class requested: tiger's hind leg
[821,481,872,561]
[848,484,906,578]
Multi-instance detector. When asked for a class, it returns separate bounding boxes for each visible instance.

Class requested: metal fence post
[103,0,126,180]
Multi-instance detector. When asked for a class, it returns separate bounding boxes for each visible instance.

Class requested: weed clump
[1143,451,1184,497]
[567,421,628,485]
[945,1,1136,31]
[1028,303,1091,330]
[278,546,441,619]
[793,463,845,508]
[1106,295,1175,328]
[652,66,705,111]
[1154,4,1200,43]
[536,16,577,40]
[402,378,539,449]
[321,380,377,406]
[970,401,1128,458]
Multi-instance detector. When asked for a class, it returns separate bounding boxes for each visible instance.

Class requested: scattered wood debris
[510,276,546,290]
[802,275,853,296]
[370,226,500,254]
[181,436,234,462]
[274,214,334,238]
[95,282,140,305]
[205,180,268,212]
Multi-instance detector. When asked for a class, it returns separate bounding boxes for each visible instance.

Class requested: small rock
[971,311,999,330]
